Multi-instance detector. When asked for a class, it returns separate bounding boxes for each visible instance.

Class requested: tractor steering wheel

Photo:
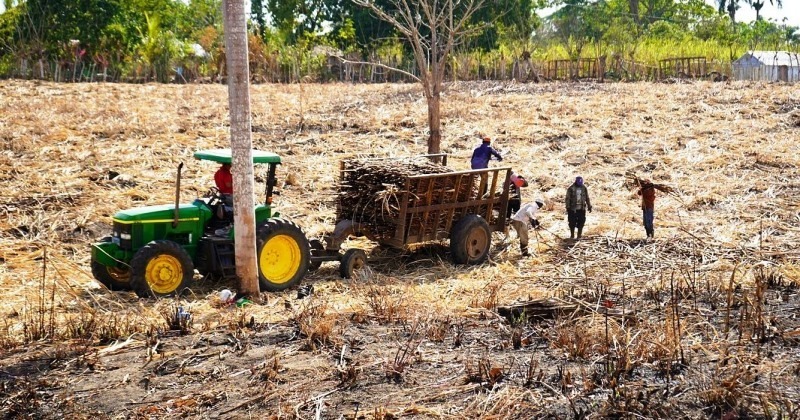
[198,186,223,213]
[205,186,223,205]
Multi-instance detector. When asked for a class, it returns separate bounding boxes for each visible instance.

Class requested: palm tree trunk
[223,0,259,296]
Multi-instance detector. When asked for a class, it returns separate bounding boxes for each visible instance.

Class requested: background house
[733,50,800,82]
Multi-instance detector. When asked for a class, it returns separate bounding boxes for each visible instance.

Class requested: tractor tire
[340,248,367,279]
[450,214,491,265]
[256,219,310,292]
[91,237,131,291]
[130,240,194,298]
[309,239,325,271]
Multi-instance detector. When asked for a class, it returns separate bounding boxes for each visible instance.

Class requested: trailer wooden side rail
[332,154,512,265]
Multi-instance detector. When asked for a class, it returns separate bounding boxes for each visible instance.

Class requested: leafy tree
[745,0,781,21]
[267,0,338,42]
[2,0,20,12]
[742,17,790,48]
[328,0,397,51]
[251,0,268,41]
[136,12,184,82]
[717,0,739,23]
[468,0,541,50]
[16,0,122,58]
[176,0,222,41]
[548,0,610,58]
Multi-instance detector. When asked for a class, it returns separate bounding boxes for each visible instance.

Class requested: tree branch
[334,56,421,82]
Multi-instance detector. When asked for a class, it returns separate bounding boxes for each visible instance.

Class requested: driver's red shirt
[214,165,233,194]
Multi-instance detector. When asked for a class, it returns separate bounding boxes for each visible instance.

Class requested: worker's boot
[570,228,575,239]
[577,227,583,239]
[521,247,529,257]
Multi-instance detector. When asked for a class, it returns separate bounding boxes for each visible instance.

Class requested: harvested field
[1,79,799,418]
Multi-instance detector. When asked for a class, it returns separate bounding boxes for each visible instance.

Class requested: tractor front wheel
[130,240,194,298]
[92,261,131,291]
[256,219,310,292]
[92,237,131,291]
[450,214,491,265]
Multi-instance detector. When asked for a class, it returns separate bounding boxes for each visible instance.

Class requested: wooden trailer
[313,154,513,276]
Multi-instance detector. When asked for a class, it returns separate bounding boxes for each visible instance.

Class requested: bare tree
[222,0,259,297]
[352,0,485,154]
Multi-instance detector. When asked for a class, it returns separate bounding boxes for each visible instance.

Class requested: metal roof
[734,51,800,67]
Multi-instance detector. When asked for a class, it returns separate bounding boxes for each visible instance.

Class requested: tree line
[0,0,797,83]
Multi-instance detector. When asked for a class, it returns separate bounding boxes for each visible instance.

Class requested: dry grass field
[1,79,799,419]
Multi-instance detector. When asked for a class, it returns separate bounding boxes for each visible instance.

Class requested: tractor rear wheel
[130,240,194,298]
[256,219,310,292]
[92,237,131,291]
[450,214,491,265]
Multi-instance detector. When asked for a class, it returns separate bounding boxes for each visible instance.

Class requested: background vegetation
[0,0,797,82]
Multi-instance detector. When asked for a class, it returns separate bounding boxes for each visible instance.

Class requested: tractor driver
[213,163,234,222]
[214,163,233,195]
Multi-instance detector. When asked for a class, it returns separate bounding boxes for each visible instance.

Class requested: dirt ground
[1,79,799,419]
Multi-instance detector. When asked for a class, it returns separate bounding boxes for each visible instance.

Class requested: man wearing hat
[507,172,529,218]
[470,136,503,170]
[511,199,545,257]
[565,176,592,239]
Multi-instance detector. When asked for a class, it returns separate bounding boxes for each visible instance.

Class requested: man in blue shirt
[471,136,503,169]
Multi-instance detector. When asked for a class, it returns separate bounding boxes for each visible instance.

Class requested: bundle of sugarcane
[624,171,680,198]
[336,157,459,240]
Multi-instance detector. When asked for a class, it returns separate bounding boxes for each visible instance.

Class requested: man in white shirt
[511,199,544,257]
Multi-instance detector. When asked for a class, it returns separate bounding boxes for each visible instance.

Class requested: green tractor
[90,149,311,298]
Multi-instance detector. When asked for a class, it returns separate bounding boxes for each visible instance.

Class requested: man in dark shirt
[471,136,503,197]
[565,176,592,239]
[470,136,502,169]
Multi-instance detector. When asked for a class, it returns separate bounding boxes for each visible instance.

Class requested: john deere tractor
[90,149,311,297]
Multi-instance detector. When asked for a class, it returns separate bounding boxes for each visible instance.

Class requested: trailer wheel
[256,219,310,292]
[130,240,194,298]
[450,214,491,265]
[309,239,324,271]
[340,248,367,279]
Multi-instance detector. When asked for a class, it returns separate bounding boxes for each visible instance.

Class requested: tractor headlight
[113,221,133,250]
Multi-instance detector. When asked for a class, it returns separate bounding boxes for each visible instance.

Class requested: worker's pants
[511,220,529,252]
[507,197,521,218]
[478,172,489,197]
[568,209,586,230]
[642,208,654,236]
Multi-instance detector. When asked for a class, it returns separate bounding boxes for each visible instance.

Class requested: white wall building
[732,50,800,82]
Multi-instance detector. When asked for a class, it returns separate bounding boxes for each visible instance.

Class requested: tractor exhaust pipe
[173,162,184,228]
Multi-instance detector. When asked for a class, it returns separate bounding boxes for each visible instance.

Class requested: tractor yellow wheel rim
[145,254,184,294]
[259,234,302,285]
[107,266,130,282]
